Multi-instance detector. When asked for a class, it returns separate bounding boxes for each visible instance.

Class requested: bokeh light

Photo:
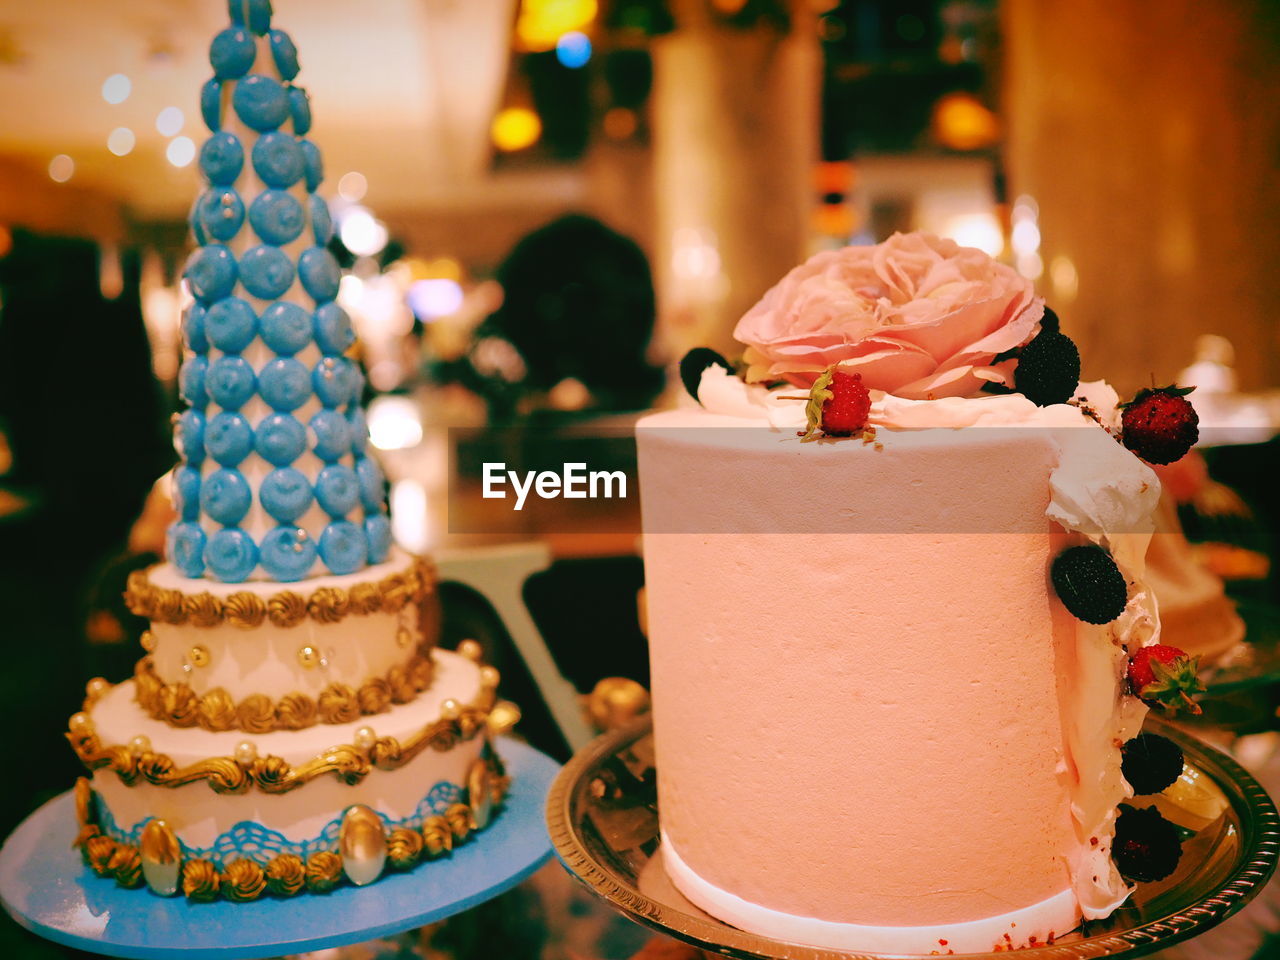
[166,136,196,167]
[932,92,999,151]
[555,31,592,68]
[491,107,542,152]
[339,207,389,256]
[101,74,131,104]
[107,127,136,156]
[516,0,597,52]
[156,106,185,136]
[48,154,74,182]
[942,212,1003,257]
[602,107,637,140]
[368,396,424,451]
[390,479,432,554]
[338,171,368,202]
[1050,255,1079,302]
[408,278,464,319]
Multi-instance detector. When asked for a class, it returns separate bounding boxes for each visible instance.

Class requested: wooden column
[1003,0,1280,393]
[650,0,819,360]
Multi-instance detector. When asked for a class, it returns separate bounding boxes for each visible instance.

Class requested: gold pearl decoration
[297,645,320,669]
[234,741,258,767]
[586,677,651,732]
[86,677,110,701]
[466,758,492,830]
[440,698,461,720]
[354,726,377,751]
[129,735,152,757]
[188,645,210,668]
[487,700,522,735]
[457,639,483,662]
[69,712,92,735]
[139,819,182,896]
[140,630,156,652]
[395,627,412,648]
[339,804,387,886]
[479,665,500,689]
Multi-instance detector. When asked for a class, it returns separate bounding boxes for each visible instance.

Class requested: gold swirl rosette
[68,745,509,901]
[68,672,498,794]
[125,556,438,631]
[131,650,436,733]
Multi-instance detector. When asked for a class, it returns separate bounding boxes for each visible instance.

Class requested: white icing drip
[691,367,1165,919]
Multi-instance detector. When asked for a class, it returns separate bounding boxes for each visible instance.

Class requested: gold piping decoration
[71,747,507,902]
[130,647,437,732]
[68,682,498,794]
[124,556,438,629]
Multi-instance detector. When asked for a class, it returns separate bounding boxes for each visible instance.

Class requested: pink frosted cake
[637,234,1203,953]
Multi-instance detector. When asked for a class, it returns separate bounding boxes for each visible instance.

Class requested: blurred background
[2,0,1280,957]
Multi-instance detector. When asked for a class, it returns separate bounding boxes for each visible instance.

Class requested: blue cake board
[0,738,559,960]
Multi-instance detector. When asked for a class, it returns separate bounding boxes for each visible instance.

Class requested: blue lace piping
[95,779,464,863]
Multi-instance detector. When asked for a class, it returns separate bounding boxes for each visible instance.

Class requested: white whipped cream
[692,364,1163,919]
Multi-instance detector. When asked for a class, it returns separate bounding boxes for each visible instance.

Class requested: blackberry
[1113,804,1182,882]
[1121,733,1185,795]
[1051,545,1128,624]
[1015,329,1080,406]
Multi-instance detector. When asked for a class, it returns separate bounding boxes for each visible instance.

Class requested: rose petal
[733,233,1042,399]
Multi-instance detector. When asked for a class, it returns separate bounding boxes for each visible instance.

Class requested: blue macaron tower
[173,0,390,583]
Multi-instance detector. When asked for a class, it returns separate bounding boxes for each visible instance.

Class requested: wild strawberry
[801,367,871,441]
[1050,545,1128,624]
[1120,386,1199,465]
[1112,804,1183,882]
[1127,644,1204,715]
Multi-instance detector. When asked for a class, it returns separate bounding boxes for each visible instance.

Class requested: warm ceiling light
[156,106,185,136]
[491,107,541,152]
[102,73,131,104]
[932,92,999,151]
[515,0,597,52]
[48,154,74,182]
[107,127,136,156]
[167,136,196,167]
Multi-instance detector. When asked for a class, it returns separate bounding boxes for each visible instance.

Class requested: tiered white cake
[65,0,508,902]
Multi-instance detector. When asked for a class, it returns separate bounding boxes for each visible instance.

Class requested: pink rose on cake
[735,232,1043,399]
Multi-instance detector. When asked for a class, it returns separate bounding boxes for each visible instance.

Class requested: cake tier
[637,410,1152,952]
[124,553,437,728]
[68,650,506,900]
